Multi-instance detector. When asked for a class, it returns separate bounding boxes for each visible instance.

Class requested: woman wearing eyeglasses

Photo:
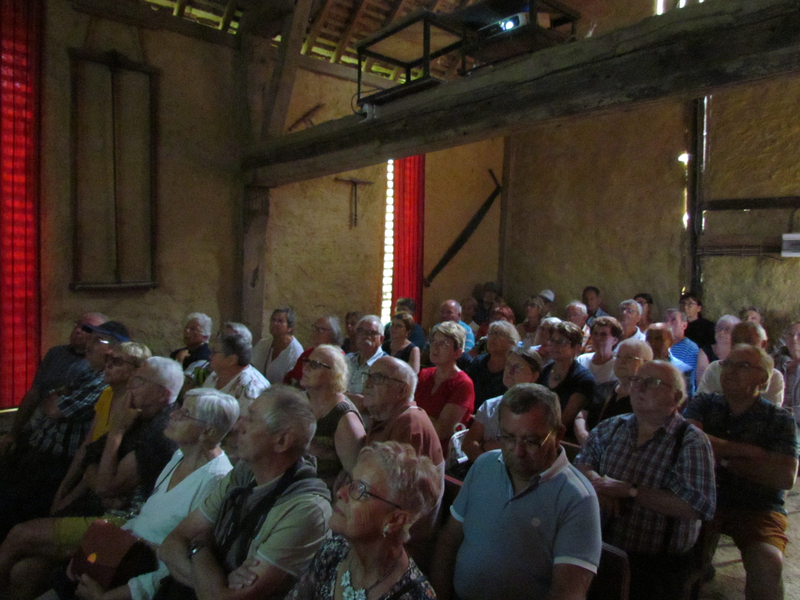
[286,442,440,600]
[540,321,596,433]
[301,344,366,488]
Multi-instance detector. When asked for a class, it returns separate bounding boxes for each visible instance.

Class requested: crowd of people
[0,282,796,600]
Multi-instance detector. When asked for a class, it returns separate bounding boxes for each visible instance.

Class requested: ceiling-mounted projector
[479,12,530,38]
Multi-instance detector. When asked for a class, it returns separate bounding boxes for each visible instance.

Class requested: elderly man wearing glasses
[575,360,716,600]
[345,315,387,399]
[431,383,602,600]
[684,344,798,600]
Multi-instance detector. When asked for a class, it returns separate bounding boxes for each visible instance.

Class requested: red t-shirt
[414,368,475,426]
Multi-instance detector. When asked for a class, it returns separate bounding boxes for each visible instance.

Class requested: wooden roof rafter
[303,0,334,54]
[331,0,373,63]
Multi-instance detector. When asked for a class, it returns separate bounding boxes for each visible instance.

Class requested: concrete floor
[699,482,800,600]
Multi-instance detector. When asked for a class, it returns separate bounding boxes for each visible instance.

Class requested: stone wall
[502,100,690,320]
[40,0,240,356]
[701,73,800,342]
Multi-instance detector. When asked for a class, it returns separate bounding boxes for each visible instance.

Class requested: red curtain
[1,0,42,408]
[392,155,425,324]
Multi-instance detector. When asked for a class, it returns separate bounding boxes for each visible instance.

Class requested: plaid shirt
[28,368,107,460]
[683,392,798,513]
[575,412,716,554]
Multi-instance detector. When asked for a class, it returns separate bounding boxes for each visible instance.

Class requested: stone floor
[698,482,800,600]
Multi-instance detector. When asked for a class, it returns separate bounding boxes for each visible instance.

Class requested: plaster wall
[502,100,690,320]
[700,73,800,340]
[41,0,239,356]
[261,70,387,345]
[421,139,504,329]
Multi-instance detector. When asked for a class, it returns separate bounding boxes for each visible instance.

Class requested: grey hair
[717,314,742,331]
[387,356,418,400]
[219,333,252,367]
[619,299,642,316]
[119,342,152,368]
[186,313,212,337]
[430,321,467,352]
[316,344,350,394]
[616,338,654,361]
[566,301,588,316]
[358,314,383,332]
[223,322,253,346]
[325,316,344,346]
[145,357,184,404]
[183,388,240,443]
[273,306,296,329]
[732,322,768,346]
[259,385,317,456]
[498,383,561,431]
[665,308,688,323]
[507,346,544,374]
[488,320,521,345]
[359,441,442,542]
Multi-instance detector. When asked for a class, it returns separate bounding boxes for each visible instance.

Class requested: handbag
[71,519,158,590]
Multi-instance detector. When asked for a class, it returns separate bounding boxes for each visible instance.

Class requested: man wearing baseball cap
[0,321,130,539]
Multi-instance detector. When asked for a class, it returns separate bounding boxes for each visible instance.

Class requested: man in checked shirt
[0,321,130,539]
[575,360,716,600]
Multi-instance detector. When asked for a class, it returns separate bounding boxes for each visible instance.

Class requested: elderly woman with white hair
[301,344,366,488]
[463,320,521,411]
[285,442,440,600]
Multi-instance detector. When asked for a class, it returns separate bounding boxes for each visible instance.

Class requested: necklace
[340,549,404,600]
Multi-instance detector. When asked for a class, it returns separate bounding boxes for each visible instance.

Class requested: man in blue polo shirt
[431,383,602,600]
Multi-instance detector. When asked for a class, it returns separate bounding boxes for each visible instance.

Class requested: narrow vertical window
[381,161,395,323]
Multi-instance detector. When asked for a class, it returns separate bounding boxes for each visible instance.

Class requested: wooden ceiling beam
[363,0,411,72]
[261,0,315,139]
[218,0,236,30]
[303,0,333,54]
[242,0,800,186]
[173,0,190,18]
[331,0,371,63]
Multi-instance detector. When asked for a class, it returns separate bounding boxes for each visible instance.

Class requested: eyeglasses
[430,338,453,349]
[311,324,331,334]
[680,301,699,308]
[506,362,532,374]
[616,355,644,364]
[303,358,332,370]
[720,359,764,373]
[620,307,637,315]
[361,371,405,386]
[629,376,673,390]
[498,430,552,452]
[341,475,403,510]
[105,356,132,367]
[356,328,381,338]
[170,406,208,424]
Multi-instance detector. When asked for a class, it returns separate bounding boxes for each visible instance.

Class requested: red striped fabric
[1,0,42,408]
[392,155,425,324]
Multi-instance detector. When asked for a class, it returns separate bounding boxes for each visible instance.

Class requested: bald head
[439,300,461,323]
[362,356,417,423]
[731,321,768,348]
[645,323,674,360]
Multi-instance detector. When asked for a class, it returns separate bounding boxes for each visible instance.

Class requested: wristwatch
[187,541,207,559]
[628,484,638,498]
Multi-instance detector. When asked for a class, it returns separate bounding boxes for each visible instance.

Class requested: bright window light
[381,161,395,324]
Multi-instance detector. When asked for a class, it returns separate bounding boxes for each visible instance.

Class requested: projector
[479,12,531,38]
